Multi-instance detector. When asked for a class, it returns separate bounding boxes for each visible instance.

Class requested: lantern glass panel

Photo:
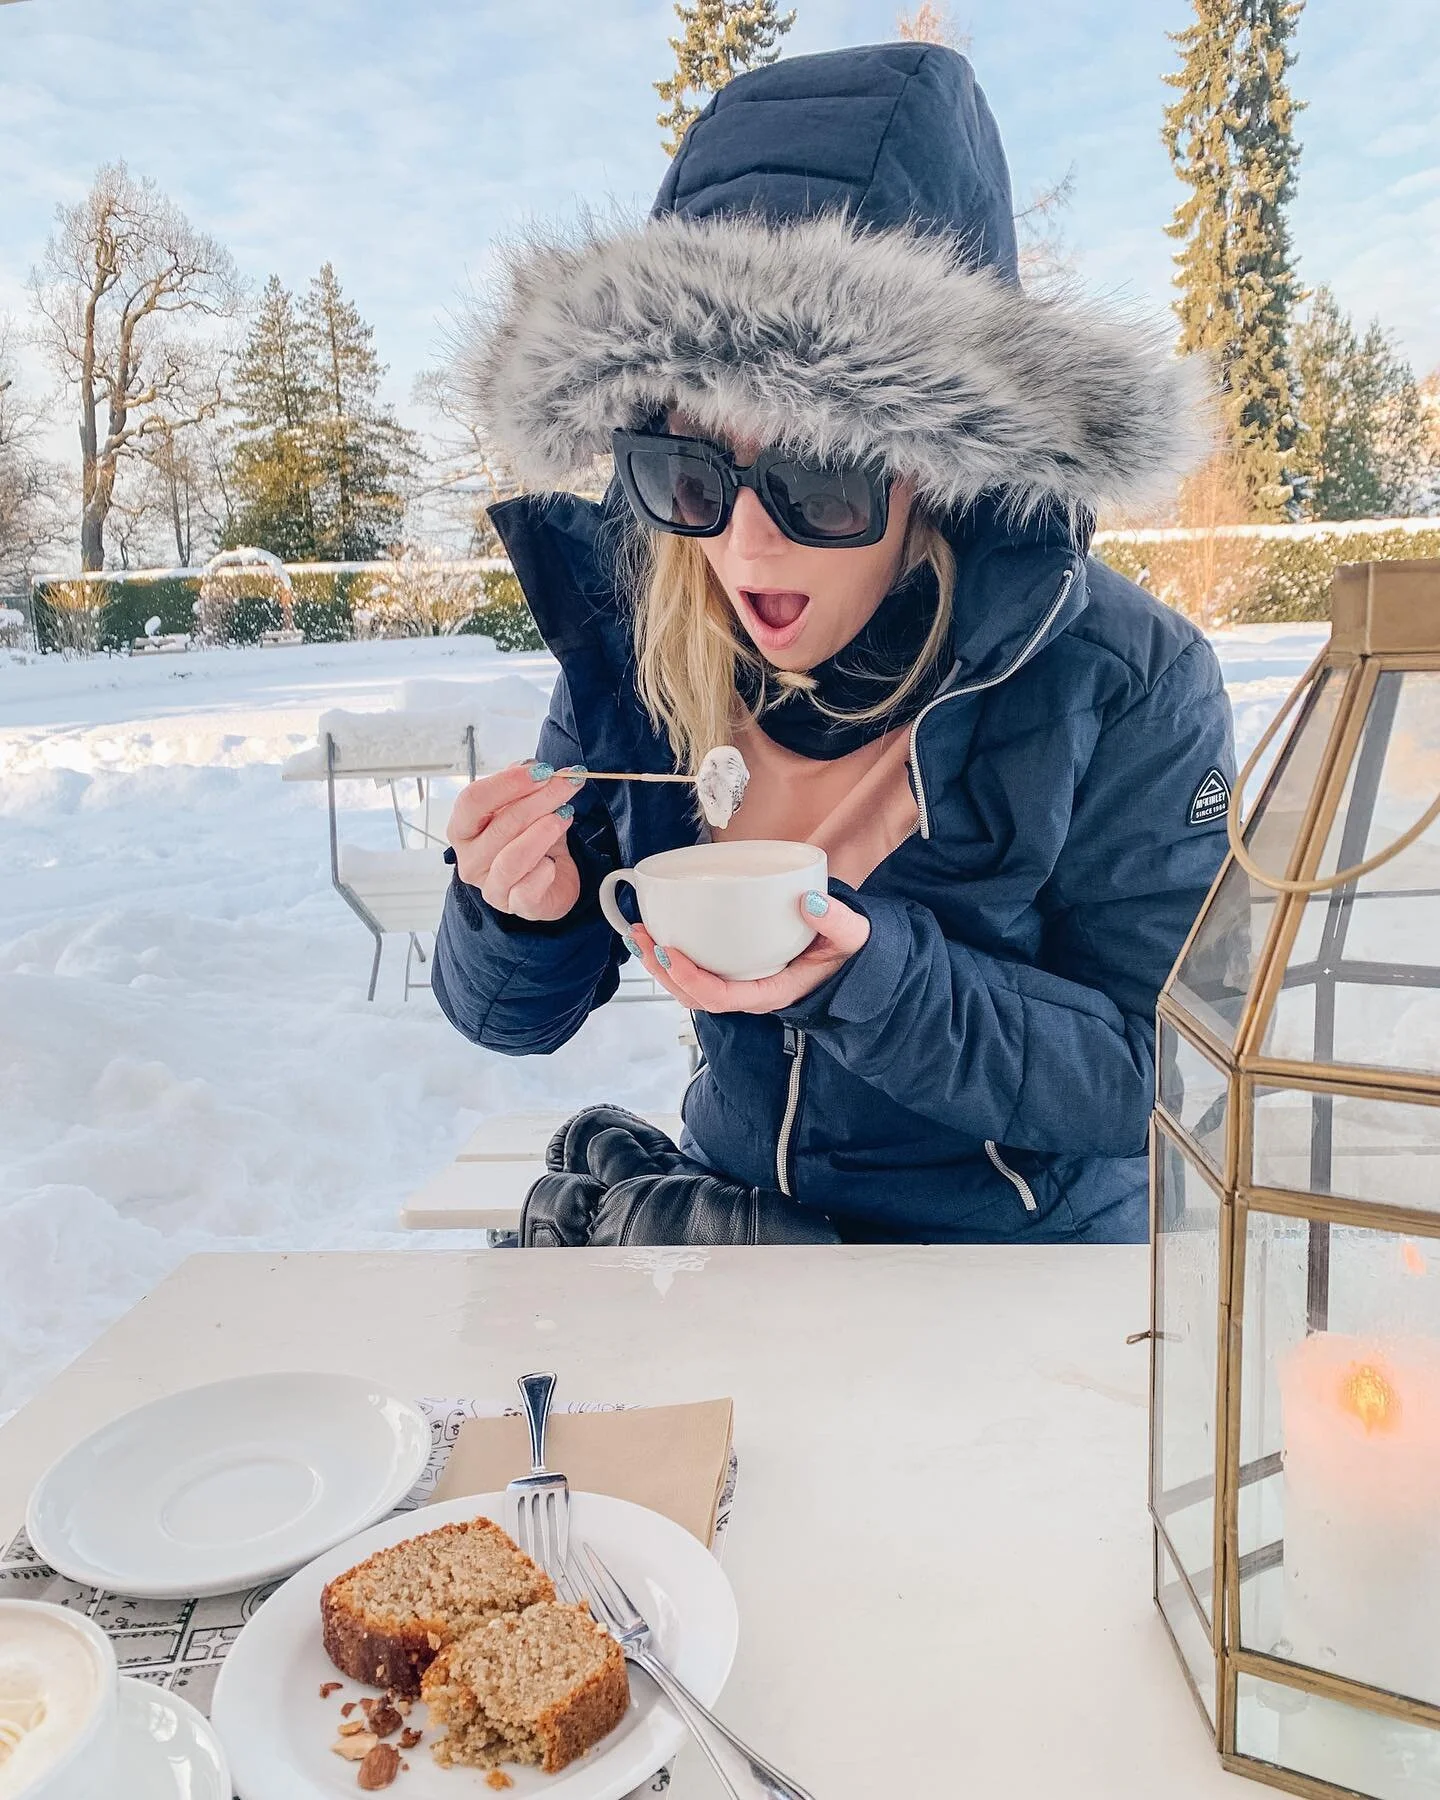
[1158,1020,1229,1171]
[1156,1530,1216,1727]
[1264,671,1440,1078]
[1237,1207,1440,1707]
[1233,1672,1440,1800]
[1154,1129,1221,1618]
[1253,1087,1440,1213]
[1171,670,1344,1047]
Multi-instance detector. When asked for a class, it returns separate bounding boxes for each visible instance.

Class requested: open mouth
[736,587,811,650]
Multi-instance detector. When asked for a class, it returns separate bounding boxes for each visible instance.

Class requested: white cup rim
[632,839,825,881]
[0,1599,118,1796]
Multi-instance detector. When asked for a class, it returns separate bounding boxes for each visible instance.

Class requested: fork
[507,1372,570,1569]
[556,1538,815,1800]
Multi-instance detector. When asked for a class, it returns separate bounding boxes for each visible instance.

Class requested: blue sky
[2,0,1438,454]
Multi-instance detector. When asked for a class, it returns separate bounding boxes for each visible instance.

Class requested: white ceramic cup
[0,1600,118,1800]
[599,840,828,982]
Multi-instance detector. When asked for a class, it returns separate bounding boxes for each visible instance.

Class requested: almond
[332,1731,378,1761]
[319,1681,343,1699]
[357,1742,401,1789]
[337,1717,370,1737]
[398,1727,422,1750]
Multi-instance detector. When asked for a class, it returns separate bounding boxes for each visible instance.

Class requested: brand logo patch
[1189,767,1231,827]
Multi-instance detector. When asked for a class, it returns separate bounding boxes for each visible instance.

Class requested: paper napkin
[429,1398,734,1546]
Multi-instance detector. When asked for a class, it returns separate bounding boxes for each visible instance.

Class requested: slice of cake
[321,1518,554,1696]
[421,1602,629,1774]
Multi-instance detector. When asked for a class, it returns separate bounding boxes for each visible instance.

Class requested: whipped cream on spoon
[577,745,752,829]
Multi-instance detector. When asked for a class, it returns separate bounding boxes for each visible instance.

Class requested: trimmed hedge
[30,575,197,653]
[1093,523,1440,624]
[462,570,543,651]
[31,565,543,654]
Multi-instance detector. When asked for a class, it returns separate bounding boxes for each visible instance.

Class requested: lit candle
[1276,1332,1440,1786]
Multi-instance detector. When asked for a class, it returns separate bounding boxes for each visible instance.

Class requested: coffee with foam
[0,1609,107,1799]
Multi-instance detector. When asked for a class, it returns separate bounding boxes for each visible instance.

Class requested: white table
[0,1247,1246,1799]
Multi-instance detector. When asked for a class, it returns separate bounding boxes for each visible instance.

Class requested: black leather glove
[519,1105,839,1247]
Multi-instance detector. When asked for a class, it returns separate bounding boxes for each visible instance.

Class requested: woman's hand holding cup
[446,760,585,921]
[628,890,870,1015]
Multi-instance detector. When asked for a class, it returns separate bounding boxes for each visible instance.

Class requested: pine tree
[1163,0,1305,518]
[226,267,421,561]
[299,264,421,561]
[655,0,796,156]
[228,276,321,559]
[1292,287,1431,519]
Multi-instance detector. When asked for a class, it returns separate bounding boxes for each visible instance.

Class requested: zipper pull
[782,1025,800,1057]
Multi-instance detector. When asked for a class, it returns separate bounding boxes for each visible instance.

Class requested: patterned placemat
[1,1397,738,1797]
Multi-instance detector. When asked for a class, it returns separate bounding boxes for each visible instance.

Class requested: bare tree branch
[0,317,69,579]
[1015,162,1077,290]
[28,161,245,568]
[896,5,971,49]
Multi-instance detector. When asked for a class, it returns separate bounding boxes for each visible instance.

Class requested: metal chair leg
[367,931,384,1003]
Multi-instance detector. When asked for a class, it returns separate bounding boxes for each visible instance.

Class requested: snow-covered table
[0,1248,1247,1799]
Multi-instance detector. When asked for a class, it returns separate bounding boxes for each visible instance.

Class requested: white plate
[212,1491,740,1800]
[27,1373,431,1598]
[116,1675,231,1800]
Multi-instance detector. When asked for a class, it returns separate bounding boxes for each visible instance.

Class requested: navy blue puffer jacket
[432,43,1234,1242]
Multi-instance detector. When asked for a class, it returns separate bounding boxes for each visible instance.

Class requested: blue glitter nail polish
[555,803,575,821]
[654,946,672,970]
[565,764,588,785]
[529,761,555,781]
[622,934,639,957]
[803,890,830,917]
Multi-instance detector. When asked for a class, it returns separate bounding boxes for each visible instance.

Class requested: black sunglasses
[612,428,890,549]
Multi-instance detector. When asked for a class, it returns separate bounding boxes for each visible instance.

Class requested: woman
[434,42,1234,1245]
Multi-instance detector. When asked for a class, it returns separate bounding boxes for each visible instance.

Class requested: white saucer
[28,1373,431,1598]
[213,1490,740,1800]
[117,1675,231,1799]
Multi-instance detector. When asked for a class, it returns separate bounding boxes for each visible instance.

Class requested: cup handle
[598,868,638,942]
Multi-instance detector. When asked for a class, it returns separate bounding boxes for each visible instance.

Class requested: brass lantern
[1150,561,1440,1800]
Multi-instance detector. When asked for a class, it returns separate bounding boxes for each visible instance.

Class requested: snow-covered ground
[0,622,1327,1420]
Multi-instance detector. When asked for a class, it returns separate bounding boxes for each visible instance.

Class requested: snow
[0,623,1325,1421]
[0,637,688,1422]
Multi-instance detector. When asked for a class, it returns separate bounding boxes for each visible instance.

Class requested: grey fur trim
[459,209,1213,518]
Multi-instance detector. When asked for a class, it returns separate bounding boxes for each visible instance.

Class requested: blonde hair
[628,512,956,774]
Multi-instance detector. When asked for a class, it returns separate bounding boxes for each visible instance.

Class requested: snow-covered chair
[283,708,478,1001]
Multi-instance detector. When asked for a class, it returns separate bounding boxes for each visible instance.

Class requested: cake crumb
[368,1702,403,1739]
[485,1773,514,1791]
[398,1727,422,1750]
[320,1681,343,1699]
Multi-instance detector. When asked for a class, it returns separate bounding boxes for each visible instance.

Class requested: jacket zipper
[768,564,1076,1205]
[985,1139,1039,1213]
[908,567,1078,839]
[776,1025,807,1196]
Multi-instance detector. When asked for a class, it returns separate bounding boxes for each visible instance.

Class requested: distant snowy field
[0,623,1326,1418]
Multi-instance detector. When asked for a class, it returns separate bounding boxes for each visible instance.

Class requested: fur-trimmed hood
[458,45,1210,521]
